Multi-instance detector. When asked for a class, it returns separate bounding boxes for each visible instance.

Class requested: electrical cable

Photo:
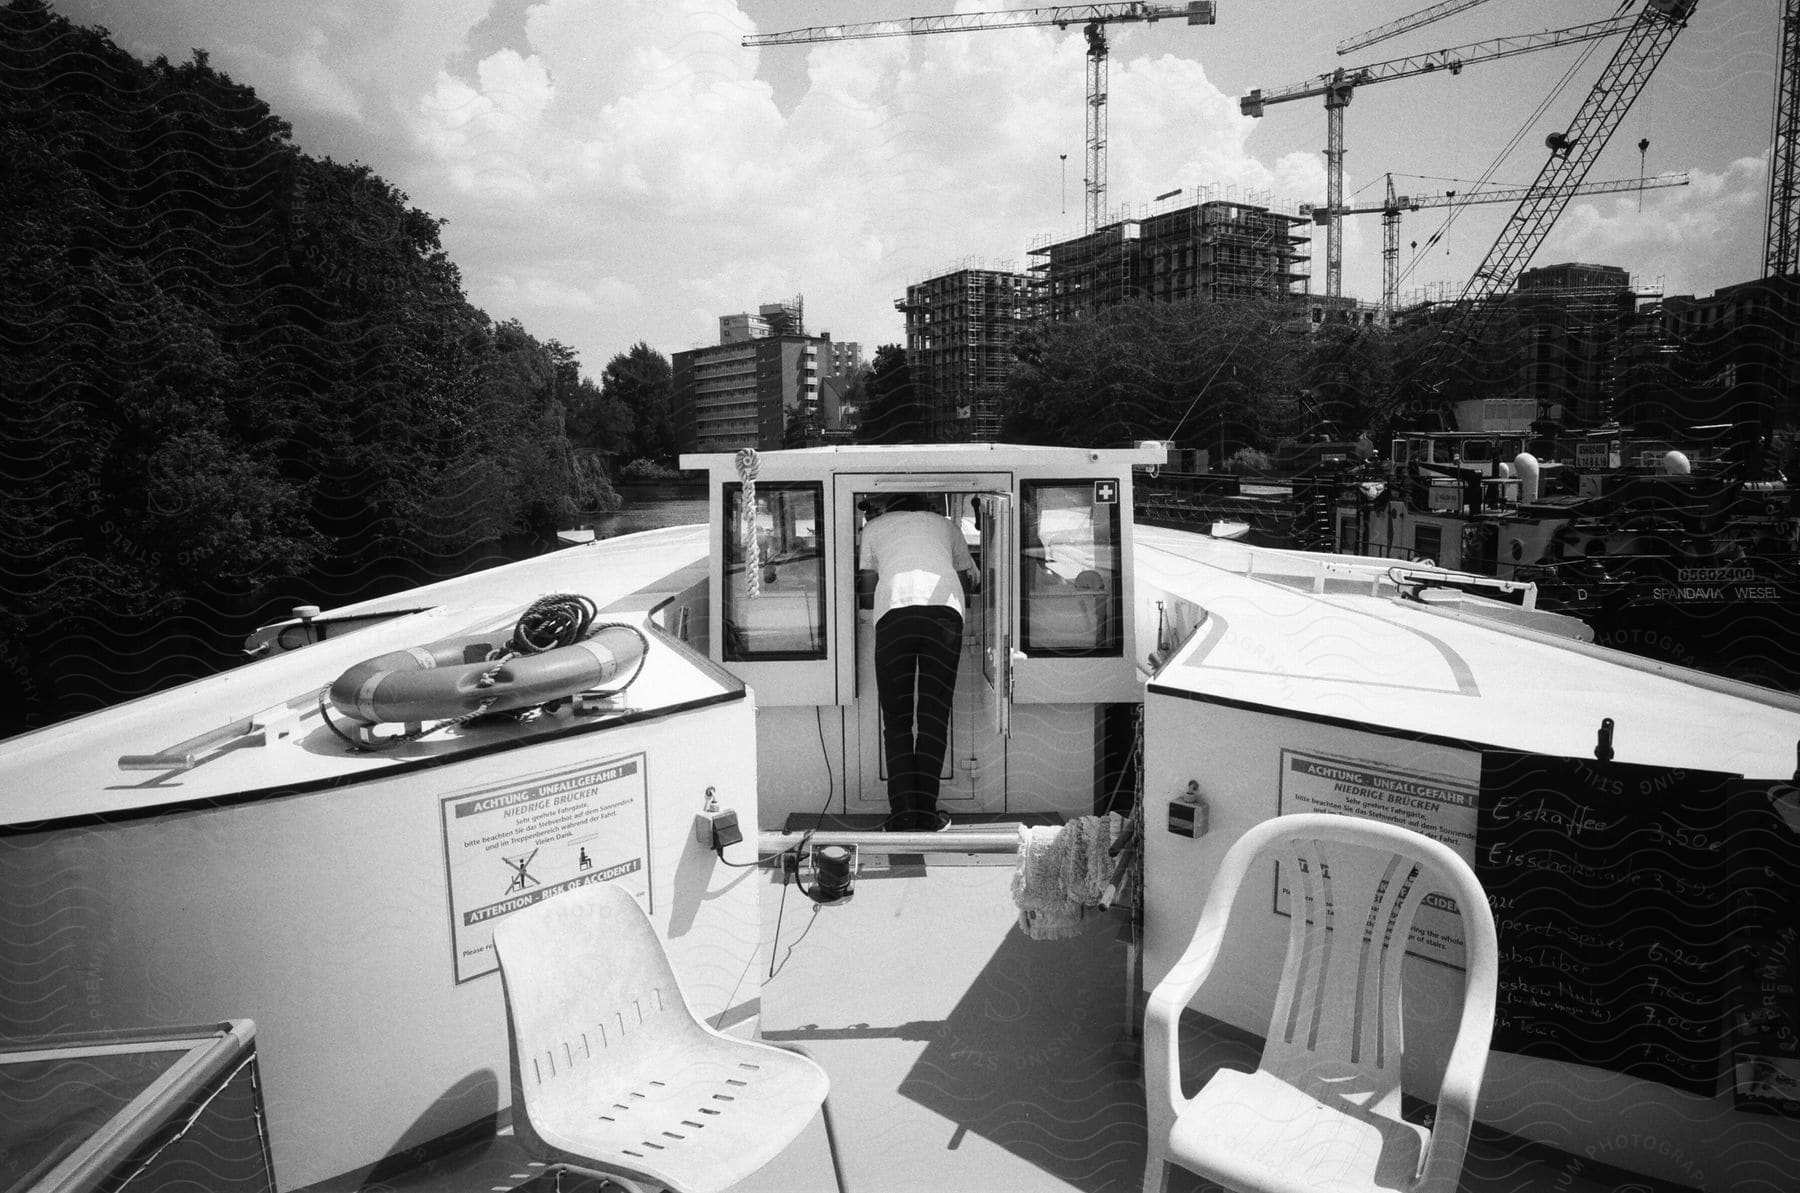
[768,879,825,981]
[814,705,836,818]
[712,848,765,869]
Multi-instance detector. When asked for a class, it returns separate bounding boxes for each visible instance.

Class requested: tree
[1294,321,1396,443]
[597,343,674,464]
[856,344,924,444]
[783,404,821,448]
[0,2,608,733]
[1001,298,1307,452]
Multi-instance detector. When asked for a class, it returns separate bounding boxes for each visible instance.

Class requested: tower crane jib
[1242,14,1637,300]
[1336,0,1499,58]
[743,2,1218,233]
[1317,171,1691,315]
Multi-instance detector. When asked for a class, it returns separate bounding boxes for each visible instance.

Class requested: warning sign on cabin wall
[1275,748,1480,968]
[439,753,651,983]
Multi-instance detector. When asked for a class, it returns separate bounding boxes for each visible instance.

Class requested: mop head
[1011,812,1124,940]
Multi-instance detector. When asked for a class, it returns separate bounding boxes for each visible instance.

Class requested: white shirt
[859,510,976,622]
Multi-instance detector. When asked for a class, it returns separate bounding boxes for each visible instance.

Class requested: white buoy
[1663,450,1691,475]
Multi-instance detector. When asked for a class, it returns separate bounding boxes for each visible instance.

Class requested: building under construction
[1029,198,1310,323]
[1515,263,1642,429]
[894,265,1033,442]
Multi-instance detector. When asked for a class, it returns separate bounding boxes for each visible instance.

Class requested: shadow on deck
[304,860,1704,1193]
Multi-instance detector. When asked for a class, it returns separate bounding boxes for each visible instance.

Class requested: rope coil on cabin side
[736,448,761,599]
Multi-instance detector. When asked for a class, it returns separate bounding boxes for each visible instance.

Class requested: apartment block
[895,267,1032,442]
[672,298,862,454]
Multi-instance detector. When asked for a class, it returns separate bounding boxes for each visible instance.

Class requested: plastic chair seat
[1168,1067,1427,1193]
[528,1044,828,1192]
[494,882,834,1193]
[1143,813,1498,1193]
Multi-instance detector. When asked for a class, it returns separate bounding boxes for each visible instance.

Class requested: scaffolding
[895,267,1033,441]
[1028,199,1310,322]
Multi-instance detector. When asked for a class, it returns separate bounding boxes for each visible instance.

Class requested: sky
[54,0,1786,380]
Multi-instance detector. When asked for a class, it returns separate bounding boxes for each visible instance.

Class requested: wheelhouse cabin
[678,443,1168,825]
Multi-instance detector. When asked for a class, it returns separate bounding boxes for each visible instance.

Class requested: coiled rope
[736,447,762,599]
[479,592,599,684]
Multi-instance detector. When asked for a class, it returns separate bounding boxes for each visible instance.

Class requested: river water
[582,482,709,538]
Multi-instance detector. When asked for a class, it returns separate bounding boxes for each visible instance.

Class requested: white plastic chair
[1143,813,1498,1193]
[494,882,839,1193]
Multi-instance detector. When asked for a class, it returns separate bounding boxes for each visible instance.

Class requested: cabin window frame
[1017,478,1124,658]
[1413,522,1444,564]
[721,480,828,662]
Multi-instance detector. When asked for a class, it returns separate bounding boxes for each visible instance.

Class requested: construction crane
[1317,170,1690,315]
[1404,0,1699,430]
[1243,13,1636,299]
[1767,0,1800,276]
[742,2,1218,233]
[1336,0,1498,57]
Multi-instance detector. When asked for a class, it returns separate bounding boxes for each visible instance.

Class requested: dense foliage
[1002,299,1309,453]
[999,297,1503,454]
[0,1,649,733]
[595,342,677,467]
[855,344,923,444]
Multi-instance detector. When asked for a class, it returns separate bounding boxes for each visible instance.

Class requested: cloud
[1543,155,1768,294]
[482,271,630,312]
[288,29,364,122]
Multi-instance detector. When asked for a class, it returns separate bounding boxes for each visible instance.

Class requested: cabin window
[1413,523,1442,564]
[1019,480,1123,656]
[722,482,826,660]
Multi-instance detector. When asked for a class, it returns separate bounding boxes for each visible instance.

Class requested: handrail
[759,828,1021,855]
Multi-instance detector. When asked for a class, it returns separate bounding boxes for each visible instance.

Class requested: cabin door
[974,492,1015,741]
[835,474,1014,818]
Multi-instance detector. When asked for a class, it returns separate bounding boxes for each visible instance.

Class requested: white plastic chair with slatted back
[494,882,839,1193]
[1143,813,1498,1193]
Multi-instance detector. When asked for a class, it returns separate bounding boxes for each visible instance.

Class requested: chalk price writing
[1646,939,1708,970]
[1641,1004,1709,1035]
[1644,975,1711,1006]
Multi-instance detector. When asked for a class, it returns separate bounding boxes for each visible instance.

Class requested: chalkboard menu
[1477,752,1742,1096]
[1727,780,1800,1117]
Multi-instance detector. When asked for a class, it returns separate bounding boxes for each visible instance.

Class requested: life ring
[328,626,646,725]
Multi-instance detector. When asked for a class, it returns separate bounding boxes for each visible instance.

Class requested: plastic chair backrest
[1251,816,1483,1118]
[494,883,710,1135]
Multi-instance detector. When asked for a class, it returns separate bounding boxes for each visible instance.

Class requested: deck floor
[312,856,1706,1193]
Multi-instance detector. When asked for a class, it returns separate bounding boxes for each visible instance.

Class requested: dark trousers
[874,606,963,829]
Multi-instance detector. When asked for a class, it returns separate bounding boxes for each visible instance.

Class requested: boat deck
[300,856,1708,1193]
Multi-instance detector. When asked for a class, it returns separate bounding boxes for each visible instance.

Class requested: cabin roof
[681,442,1165,480]
[1138,526,1800,779]
[0,526,721,828]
